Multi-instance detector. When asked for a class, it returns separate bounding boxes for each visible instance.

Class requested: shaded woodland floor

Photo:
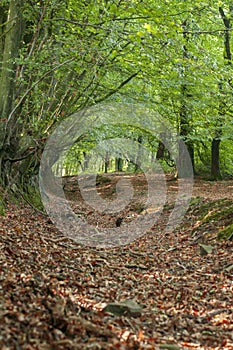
[0,175,232,349]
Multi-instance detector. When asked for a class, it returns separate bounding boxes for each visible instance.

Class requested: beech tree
[0,0,143,193]
[211,5,233,180]
[1,0,233,204]
[0,0,24,184]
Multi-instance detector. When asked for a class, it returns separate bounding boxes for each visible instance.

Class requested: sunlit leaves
[3,0,233,178]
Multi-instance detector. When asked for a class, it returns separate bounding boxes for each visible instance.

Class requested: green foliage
[1,0,233,193]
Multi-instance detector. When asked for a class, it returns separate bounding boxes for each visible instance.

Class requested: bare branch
[95,71,140,103]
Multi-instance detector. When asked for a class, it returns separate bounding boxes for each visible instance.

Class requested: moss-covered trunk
[0,0,24,187]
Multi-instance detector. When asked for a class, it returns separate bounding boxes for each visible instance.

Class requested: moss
[202,204,233,223]
[23,185,44,211]
[189,198,232,224]
[189,199,216,219]
[217,224,233,241]
[183,197,233,241]
[189,196,203,206]
[0,196,5,216]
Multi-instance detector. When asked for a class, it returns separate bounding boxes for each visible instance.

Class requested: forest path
[63,174,233,230]
[190,177,233,200]
[0,174,232,349]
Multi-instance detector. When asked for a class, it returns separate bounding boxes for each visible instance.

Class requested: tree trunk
[156,140,165,160]
[178,20,195,177]
[0,4,8,68]
[179,85,195,175]
[211,138,221,180]
[135,135,143,172]
[0,0,24,185]
[104,152,109,173]
[115,158,123,172]
[211,6,233,180]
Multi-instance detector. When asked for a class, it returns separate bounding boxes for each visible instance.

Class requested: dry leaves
[0,176,232,349]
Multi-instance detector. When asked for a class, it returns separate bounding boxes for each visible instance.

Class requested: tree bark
[0,0,24,184]
[0,4,8,68]
[211,138,221,180]
[135,135,143,172]
[210,6,232,180]
[104,152,109,173]
[156,140,165,160]
[179,20,195,177]
[115,158,123,172]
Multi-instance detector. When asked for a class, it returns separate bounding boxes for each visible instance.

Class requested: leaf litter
[0,174,232,349]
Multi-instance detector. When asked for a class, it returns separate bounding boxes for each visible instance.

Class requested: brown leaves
[0,176,233,348]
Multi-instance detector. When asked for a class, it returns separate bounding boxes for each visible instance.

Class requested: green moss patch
[184,197,233,241]
[217,224,233,241]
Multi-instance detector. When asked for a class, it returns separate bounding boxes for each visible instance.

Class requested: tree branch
[219,7,230,28]
[4,58,75,136]
[95,71,140,103]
